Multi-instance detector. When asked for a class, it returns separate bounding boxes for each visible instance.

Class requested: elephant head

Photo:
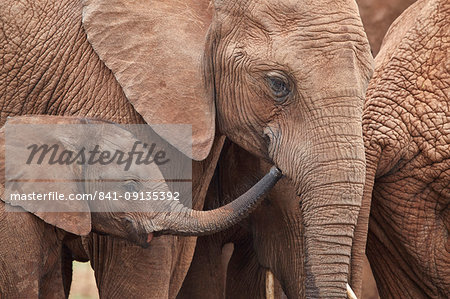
[0,115,281,246]
[80,0,373,297]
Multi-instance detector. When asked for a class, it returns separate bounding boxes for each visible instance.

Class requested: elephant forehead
[231,3,361,34]
[222,0,360,21]
[220,2,371,84]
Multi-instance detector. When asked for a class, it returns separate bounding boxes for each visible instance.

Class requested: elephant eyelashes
[266,73,291,102]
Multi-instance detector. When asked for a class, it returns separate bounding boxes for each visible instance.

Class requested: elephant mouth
[126,231,153,248]
[137,233,153,248]
[124,218,155,248]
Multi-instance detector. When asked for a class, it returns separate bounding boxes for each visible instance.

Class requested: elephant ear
[81,0,215,161]
[0,116,91,236]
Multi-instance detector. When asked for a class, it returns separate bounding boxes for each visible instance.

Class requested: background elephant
[356,0,417,56]
[1,0,373,298]
[358,0,449,297]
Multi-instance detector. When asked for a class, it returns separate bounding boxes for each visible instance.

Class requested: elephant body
[0,0,143,125]
[362,0,449,297]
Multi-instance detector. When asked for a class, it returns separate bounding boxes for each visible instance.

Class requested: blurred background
[69,262,98,299]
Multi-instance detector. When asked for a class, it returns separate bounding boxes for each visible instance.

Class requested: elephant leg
[177,234,229,299]
[226,238,285,299]
[226,237,264,299]
[60,246,73,298]
[84,233,189,299]
[367,186,449,299]
[179,231,285,299]
[39,253,66,299]
[0,202,65,298]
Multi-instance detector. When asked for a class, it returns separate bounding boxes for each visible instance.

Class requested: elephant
[0,115,281,297]
[353,0,450,297]
[0,0,373,298]
[356,0,417,56]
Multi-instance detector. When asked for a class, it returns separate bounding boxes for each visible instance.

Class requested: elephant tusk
[346,283,358,299]
[265,270,275,299]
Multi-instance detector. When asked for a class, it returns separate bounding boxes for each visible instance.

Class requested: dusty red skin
[358,0,450,297]
[0,0,372,297]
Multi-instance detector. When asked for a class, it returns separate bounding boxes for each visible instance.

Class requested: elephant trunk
[350,136,382,296]
[302,179,363,298]
[277,97,366,298]
[303,114,365,298]
[147,166,282,235]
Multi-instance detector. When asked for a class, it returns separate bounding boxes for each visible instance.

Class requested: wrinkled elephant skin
[0,0,373,298]
[361,0,449,297]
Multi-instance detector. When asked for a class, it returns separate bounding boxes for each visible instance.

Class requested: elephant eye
[124,180,139,193]
[266,73,291,101]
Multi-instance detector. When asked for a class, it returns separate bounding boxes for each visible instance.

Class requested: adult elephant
[357,0,449,297]
[182,1,429,298]
[0,0,373,298]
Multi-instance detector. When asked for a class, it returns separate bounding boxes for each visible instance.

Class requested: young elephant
[0,115,280,298]
[355,0,449,297]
